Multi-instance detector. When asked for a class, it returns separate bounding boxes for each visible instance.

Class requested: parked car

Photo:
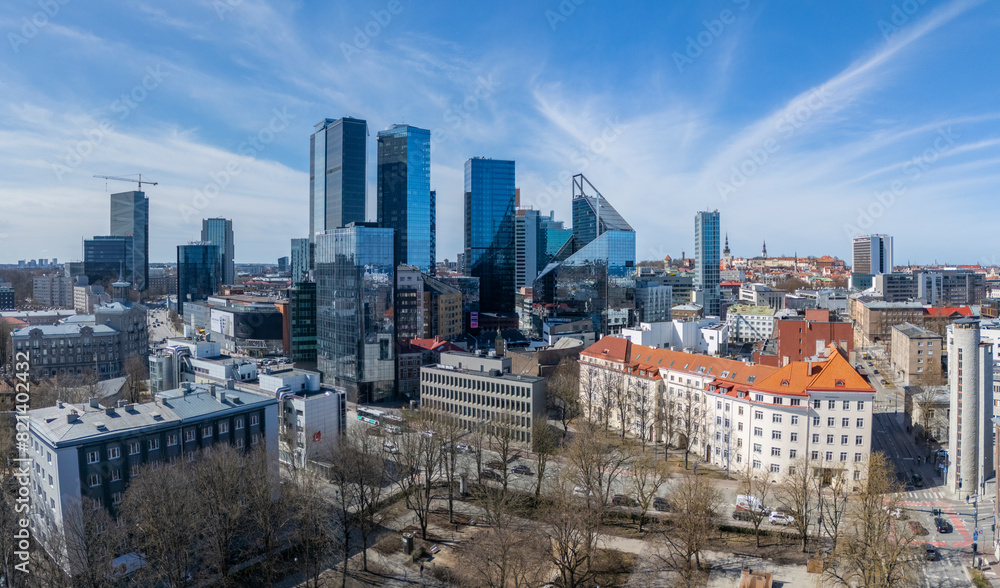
[912,474,924,488]
[573,486,594,497]
[481,470,502,482]
[908,521,929,536]
[486,460,506,470]
[382,442,399,454]
[653,497,670,512]
[511,464,533,476]
[456,443,471,453]
[769,511,794,526]
[736,494,768,515]
[732,508,756,522]
[612,494,639,508]
[924,544,938,561]
[935,517,952,533]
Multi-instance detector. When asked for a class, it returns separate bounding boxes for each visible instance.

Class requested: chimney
[208,384,217,397]
[105,407,116,416]
[117,399,128,408]
[67,410,80,424]
[89,398,100,409]
[218,391,227,404]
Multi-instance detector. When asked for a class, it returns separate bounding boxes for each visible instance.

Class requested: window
[827,417,835,427]
[770,464,780,473]
[148,439,159,451]
[828,400,836,409]
[753,443,762,453]
[738,423,744,431]
[854,470,861,480]
[790,399,801,406]
[107,447,120,460]
[841,435,848,445]
[188,452,196,462]
[202,425,213,438]
[738,406,744,415]
[788,465,796,475]
[754,411,763,420]
[88,473,101,487]
[167,434,178,447]
[128,441,139,455]
[812,434,819,443]
[813,416,820,426]
[812,399,821,409]
[826,435,834,444]
[771,430,781,440]
[791,415,799,425]
[185,430,196,442]
[87,451,100,464]
[790,433,798,442]
[754,427,763,437]
[251,433,261,446]
[856,436,863,445]
[839,452,847,462]
[857,401,865,411]
[112,492,123,506]
[752,459,761,469]
[843,401,850,410]
[250,415,259,426]
[236,418,244,430]
[826,451,833,461]
[48,474,53,487]
[842,418,850,427]
[772,414,782,423]
[789,449,797,459]
[811,451,819,460]
[131,464,140,476]
[856,418,864,428]
[218,421,229,434]
[854,453,863,462]
[110,469,121,482]
[771,447,781,457]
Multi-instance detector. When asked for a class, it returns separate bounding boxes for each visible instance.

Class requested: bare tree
[655,472,721,583]
[677,389,705,469]
[286,466,335,588]
[63,497,124,588]
[911,385,945,441]
[0,318,13,370]
[461,487,544,588]
[244,447,290,588]
[632,378,656,451]
[544,482,601,588]
[630,453,669,532]
[430,409,463,523]
[326,437,355,588]
[532,418,557,500]
[344,425,390,572]
[122,355,149,404]
[736,465,773,547]
[825,452,918,588]
[489,416,518,494]
[192,445,252,586]
[610,370,631,438]
[0,413,25,587]
[395,411,440,540]
[578,363,601,425]
[469,421,488,485]
[547,357,580,436]
[658,386,677,452]
[120,462,201,588]
[774,457,814,552]
[566,421,632,515]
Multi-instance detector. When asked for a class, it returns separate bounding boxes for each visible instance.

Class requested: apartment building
[726,304,777,343]
[890,322,943,386]
[579,337,875,484]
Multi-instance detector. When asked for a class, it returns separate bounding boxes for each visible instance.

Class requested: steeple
[723,233,730,256]
[762,240,767,258]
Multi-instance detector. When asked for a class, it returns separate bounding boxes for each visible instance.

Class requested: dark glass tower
[84,235,134,285]
[309,117,368,245]
[377,124,434,275]
[694,210,721,317]
[290,238,313,285]
[176,243,220,315]
[315,224,395,404]
[463,157,516,314]
[109,191,148,290]
[200,217,235,285]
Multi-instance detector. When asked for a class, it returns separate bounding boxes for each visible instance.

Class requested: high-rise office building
[532,174,636,335]
[110,191,149,290]
[515,209,541,290]
[947,320,994,499]
[200,217,235,286]
[177,242,220,315]
[291,238,313,285]
[315,224,395,403]
[377,124,434,274]
[694,210,721,317]
[84,235,134,286]
[464,157,516,314]
[309,117,367,244]
[851,234,893,290]
[288,281,317,368]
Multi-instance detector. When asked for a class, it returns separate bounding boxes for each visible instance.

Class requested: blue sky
[1,0,998,266]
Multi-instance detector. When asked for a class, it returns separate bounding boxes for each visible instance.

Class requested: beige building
[890,323,943,386]
[906,385,949,442]
[33,274,76,308]
[74,284,111,314]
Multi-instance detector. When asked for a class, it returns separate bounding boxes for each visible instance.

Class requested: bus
[356,408,404,433]
[357,407,386,425]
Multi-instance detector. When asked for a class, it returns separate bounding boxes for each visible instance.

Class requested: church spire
[762,240,767,258]
[723,233,730,256]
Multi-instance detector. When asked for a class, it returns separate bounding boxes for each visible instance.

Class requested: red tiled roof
[923,307,974,317]
[409,337,464,353]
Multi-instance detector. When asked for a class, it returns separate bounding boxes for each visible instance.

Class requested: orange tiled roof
[924,307,974,317]
[805,346,874,392]
[409,337,464,353]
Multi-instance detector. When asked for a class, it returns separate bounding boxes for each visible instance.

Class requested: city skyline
[1,1,998,266]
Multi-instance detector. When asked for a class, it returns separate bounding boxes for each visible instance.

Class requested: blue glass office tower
[200,217,235,285]
[377,125,434,274]
[84,235,134,286]
[464,157,516,314]
[290,238,313,285]
[309,117,368,245]
[177,242,220,316]
[315,224,395,404]
[110,191,148,290]
[694,210,721,317]
[532,174,636,335]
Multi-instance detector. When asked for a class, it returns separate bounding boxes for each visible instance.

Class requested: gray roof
[861,300,927,310]
[28,383,274,447]
[892,322,940,339]
[59,314,96,325]
[12,324,116,337]
[579,195,635,232]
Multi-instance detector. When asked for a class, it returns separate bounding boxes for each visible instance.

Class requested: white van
[736,494,768,514]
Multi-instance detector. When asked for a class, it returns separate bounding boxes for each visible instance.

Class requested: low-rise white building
[579,337,875,484]
[726,304,777,343]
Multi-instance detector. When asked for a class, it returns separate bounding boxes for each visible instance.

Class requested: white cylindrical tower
[948,319,980,499]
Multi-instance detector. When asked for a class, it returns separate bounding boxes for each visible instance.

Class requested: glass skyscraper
[533,176,636,335]
[464,157,516,314]
[84,235,134,286]
[377,124,434,275]
[290,237,313,285]
[309,117,367,245]
[694,210,721,317]
[109,191,148,290]
[200,217,235,285]
[315,224,395,404]
[177,242,220,315]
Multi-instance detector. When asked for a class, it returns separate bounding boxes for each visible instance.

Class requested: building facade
[315,224,396,403]
[851,234,893,290]
[177,243,221,315]
[695,211,721,317]
[947,320,994,499]
[726,304,776,343]
[110,190,149,290]
[84,235,133,287]
[33,274,76,308]
[291,237,314,285]
[890,322,943,386]
[421,274,463,340]
[201,217,235,286]
[288,281,317,367]
[464,157,516,314]
[377,124,434,275]
[309,117,367,244]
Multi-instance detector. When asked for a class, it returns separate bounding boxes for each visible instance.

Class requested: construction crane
[93,174,159,190]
